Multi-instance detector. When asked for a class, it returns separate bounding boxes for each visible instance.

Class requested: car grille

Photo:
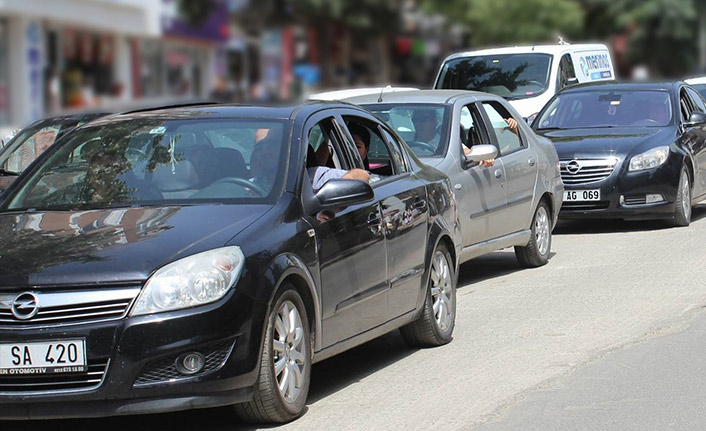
[0,360,109,394]
[133,339,235,386]
[560,158,618,185]
[562,201,610,211]
[0,286,141,327]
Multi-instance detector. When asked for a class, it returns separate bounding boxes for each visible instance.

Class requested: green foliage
[177,0,217,27]
[248,0,401,34]
[422,0,584,46]
[584,0,699,75]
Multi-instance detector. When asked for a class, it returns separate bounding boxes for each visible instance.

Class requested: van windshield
[436,53,552,100]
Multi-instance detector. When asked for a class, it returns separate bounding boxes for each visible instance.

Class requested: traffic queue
[0,41,704,424]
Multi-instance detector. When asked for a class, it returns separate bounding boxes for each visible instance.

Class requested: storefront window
[0,19,9,127]
[60,28,117,108]
[138,40,163,97]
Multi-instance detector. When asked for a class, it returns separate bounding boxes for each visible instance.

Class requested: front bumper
[0,289,264,420]
[559,162,681,220]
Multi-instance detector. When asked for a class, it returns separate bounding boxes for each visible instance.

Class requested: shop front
[0,18,9,129]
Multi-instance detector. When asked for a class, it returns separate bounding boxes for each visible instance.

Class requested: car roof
[87,101,361,125]
[342,89,494,105]
[310,86,419,101]
[685,76,706,85]
[441,43,609,62]
[559,81,683,93]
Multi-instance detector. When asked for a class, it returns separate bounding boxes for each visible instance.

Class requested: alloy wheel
[430,250,454,331]
[272,300,306,403]
[534,206,550,256]
[682,174,691,222]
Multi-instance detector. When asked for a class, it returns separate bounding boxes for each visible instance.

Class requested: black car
[532,81,706,226]
[0,113,109,191]
[0,102,460,423]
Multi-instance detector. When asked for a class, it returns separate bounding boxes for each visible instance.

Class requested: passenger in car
[305,142,369,192]
[348,122,371,169]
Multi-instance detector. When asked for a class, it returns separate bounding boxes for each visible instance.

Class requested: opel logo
[566,160,581,175]
[10,292,39,320]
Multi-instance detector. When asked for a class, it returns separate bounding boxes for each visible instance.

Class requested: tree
[421,0,584,47]
[177,0,217,27]
[583,0,699,76]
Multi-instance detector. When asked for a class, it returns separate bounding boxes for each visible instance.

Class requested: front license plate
[563,189,601,201]
[0,339,86,375]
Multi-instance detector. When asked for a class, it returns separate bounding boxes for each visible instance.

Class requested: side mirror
[315,178,374,208]
[685,111,706,128]
[566,77,579,86]
[464,144,498,164]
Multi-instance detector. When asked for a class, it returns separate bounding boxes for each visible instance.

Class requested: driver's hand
[480,159,495,168]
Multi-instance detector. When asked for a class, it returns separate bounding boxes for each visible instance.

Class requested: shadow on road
[553,204,706,235]
[457,250,556,289]
[3,338,418,431]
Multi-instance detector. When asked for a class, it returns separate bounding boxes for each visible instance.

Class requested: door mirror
[464,144,498,164]
[315,178,374,208]
[566,77,579,86]
[685,111,706,128]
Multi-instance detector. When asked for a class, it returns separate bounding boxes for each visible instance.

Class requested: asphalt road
[10,205,706,431]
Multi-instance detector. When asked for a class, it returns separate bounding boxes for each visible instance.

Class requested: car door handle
[528,158,536,166]
[494,169,503,178]
[413,198,427,209]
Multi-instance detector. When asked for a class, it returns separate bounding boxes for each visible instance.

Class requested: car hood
[0,204,271,287]
[536,127,675,159]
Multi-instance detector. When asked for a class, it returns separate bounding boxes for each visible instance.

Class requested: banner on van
[571,51,614,83]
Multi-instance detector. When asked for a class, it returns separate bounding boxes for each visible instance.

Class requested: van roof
[441,43,609,63]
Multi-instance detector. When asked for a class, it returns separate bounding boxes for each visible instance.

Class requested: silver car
[343,90,563,267]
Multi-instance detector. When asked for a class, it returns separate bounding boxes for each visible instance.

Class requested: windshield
[363,104,450,157]
[0,117,91,175]
[691,84,706,101]
[436,53,553,99]
[535,90,673,130]
[4,118,289,211]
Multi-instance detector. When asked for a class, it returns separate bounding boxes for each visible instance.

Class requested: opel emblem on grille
[566,160,581,175]
[10,292,39,320]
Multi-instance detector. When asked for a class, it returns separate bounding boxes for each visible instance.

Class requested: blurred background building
[2,0,706,137]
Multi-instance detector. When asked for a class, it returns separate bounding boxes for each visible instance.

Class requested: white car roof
[309,86,419,101]
[685,77,706,85]
[441,43,609,62]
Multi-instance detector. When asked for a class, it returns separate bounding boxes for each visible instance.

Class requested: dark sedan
[0,113,108,191]
[533,81,706,226]
[0,102,460,423]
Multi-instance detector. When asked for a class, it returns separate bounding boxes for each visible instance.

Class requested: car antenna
[377,86,386,103]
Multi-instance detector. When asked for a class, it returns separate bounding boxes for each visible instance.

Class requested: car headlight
[628,146,670,171]
[130,246,245,316]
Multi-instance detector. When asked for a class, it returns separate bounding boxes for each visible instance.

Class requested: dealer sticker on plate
[0,339,86,375]
[563,190,600,201]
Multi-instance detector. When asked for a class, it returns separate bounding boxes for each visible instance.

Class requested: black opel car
[0,102,460,422]
[533,81,706,226]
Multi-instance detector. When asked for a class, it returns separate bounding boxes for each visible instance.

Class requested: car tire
[515,200,552,268]
[234,285,311,423]
[400,244,456,348]
[671,167,692,227]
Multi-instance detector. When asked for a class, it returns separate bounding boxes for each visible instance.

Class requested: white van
[433,43,615,122]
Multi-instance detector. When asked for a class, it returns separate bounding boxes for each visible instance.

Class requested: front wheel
[515,201,552,267]
[671,167,692,227]
[234,286,311,423]
[400,245,456,347]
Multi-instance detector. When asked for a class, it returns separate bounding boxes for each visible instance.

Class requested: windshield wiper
[0,169,19,176]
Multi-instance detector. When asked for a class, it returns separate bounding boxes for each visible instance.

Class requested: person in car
[348,122,371,169]
[411,109,440,148]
